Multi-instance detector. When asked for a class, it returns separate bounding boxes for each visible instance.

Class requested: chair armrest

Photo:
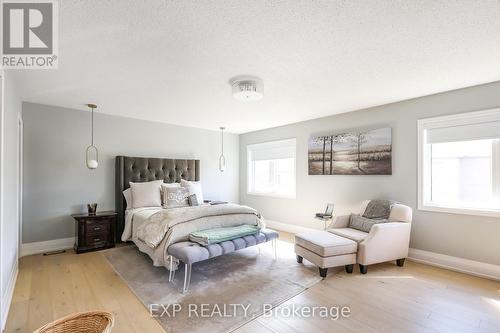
[327,215,350,229]
[363,222,411,243]
[358,222,411,265]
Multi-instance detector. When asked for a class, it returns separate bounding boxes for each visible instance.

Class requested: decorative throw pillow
[129,180,163,208]
[123,188,132,209]
[160,183,181,206]
[163,187,190,208]
[349,214,388,233]
[187,194,198,206]
[180,179,204,203]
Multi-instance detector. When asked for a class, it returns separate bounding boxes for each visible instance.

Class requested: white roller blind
[248,138,296,161]
[427,121,500,144]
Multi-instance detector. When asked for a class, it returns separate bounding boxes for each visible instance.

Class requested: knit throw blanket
[362,199,397,219]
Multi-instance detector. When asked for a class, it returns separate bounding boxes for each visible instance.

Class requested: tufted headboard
[115,156,200,242]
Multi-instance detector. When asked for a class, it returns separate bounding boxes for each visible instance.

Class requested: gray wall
[1,71,21,328]
[240,81,500,266]
[22,103,239,243]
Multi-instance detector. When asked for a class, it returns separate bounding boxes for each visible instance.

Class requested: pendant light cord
[221,128,224,155]
[91,106,94,146]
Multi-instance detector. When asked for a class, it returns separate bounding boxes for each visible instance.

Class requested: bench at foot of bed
[167,229,279,293]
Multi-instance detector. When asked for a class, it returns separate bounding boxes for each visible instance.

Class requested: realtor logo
[1,0,58,68]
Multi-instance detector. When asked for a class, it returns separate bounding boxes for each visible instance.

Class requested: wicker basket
[33,311,114,333]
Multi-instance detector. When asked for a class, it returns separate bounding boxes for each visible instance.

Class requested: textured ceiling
[12,0,500,133]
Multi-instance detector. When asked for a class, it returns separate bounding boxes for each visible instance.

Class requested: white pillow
[129,180,163,208]
[180,179,204,203]
[123,188,132,209]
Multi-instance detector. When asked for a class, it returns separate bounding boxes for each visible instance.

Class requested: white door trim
[17,113,23,256]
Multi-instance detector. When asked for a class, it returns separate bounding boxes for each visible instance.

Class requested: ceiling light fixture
[219,127,226,172]
[85,103,99,169]
[230,76,263,101]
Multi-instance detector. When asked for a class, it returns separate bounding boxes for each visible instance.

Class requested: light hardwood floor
[5,232,500,333]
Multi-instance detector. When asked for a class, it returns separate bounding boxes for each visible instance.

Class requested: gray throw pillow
[188,194,198,206]
[163,187,190,208]
[349,214,388,233]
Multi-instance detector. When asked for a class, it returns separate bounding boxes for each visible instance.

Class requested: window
[418,109,500,216]
[247,138,296,198]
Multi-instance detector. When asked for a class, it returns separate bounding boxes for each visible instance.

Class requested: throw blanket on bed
[189,225,261,246]
[136,203,263,248]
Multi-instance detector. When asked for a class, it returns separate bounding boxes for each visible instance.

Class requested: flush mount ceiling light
[229,76,263,102]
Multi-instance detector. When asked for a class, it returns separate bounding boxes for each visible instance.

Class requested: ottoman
[295,231,357,278]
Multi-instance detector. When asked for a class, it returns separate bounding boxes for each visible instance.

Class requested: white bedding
[122,204,264,270]
[122,207,163,242]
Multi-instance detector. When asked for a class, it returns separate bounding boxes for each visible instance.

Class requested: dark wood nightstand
[71,211,117,253]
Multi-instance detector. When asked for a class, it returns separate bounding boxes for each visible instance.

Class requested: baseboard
[20,237,75,257]
[265,220,500,282]
[1,259,18,331]
[408,248,500,282]
[266,220,318,234]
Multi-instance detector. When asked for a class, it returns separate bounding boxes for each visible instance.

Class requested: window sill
[418,203,500,218]
[246,191,296,199]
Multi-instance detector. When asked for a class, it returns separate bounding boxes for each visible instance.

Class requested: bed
[115,156,269,277]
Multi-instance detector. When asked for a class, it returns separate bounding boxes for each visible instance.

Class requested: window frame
[246,138,297,199]
[417,108,500,218]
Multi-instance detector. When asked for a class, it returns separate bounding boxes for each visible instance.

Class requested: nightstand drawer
[86,221,111,235]
[85,232,109,246]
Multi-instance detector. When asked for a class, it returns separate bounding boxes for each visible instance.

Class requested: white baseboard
[408,248,500,282]
[20,237,75,257]
[266,220,318,234]
[266,220,500,282]
[1,259,18,331]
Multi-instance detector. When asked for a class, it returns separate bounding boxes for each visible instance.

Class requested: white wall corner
[1,259,18,331]
[408,248,500,282]
[20,237,75,257]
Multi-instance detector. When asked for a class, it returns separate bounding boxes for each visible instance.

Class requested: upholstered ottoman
[295,231,357,278]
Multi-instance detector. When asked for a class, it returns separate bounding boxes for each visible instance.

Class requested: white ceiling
[13,0,500,133]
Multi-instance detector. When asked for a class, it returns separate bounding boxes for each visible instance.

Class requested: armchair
[328,200,412,274]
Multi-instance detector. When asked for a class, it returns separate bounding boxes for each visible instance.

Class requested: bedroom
[1,1,500,332]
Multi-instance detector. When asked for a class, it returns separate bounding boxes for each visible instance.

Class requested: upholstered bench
[295,231,357,278]
[168,229,279,292]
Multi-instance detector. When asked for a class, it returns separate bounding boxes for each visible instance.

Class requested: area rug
[104,240,321,333]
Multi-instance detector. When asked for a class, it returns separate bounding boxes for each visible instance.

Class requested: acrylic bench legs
[183,263,192,293]
[168,256,175,282]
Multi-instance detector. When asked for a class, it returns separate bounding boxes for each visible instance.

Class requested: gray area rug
[104,240,321,333]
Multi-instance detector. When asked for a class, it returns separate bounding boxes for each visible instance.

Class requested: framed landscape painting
[308,127,392,175]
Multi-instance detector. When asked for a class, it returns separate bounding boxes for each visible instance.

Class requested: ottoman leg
[296,255,303,264]
[319,267,328,278]
[345,264,354,274]
[396,258,406,267]
[359,264,368,274]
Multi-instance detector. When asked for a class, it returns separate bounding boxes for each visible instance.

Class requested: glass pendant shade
[219,154,226,172]
[86,145,99,169]
[219,127,226,172]
[85,103,99,170]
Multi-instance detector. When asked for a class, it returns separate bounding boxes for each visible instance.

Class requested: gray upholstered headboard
[115,156,200,242]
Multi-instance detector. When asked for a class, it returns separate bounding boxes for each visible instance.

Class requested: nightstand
[71,211,117,253]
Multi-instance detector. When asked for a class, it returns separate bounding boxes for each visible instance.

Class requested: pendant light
[219,127,226,172]
[85,103,99,169]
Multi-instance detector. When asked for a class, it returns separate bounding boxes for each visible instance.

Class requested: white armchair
[328,200,412,274]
